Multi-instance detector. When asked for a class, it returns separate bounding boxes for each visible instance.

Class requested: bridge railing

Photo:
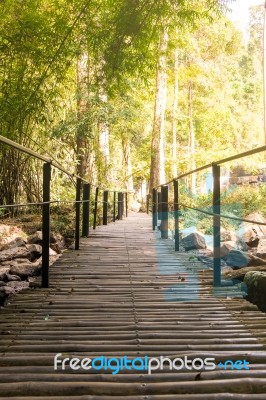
[0,135,127,288]
[151,145,266,287]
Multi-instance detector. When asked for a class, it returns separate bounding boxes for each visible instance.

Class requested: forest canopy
[0,0,264,204]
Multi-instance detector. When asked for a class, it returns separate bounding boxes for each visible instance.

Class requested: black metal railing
[150,144,266,288]
[0,135,128,289]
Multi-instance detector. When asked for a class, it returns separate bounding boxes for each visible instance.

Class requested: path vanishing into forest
[1,213,266,398]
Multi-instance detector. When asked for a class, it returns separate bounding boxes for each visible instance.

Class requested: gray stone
[0,266,9,280]
[0,247,31,262]
[244,271,266,312]
[0,286,16,296]
[181,232,206,251]
[256,237,266,260]
[26,244,42,258]
[6,274,21,282]
[0,237,26,251]
[27,231,42,244]
[0,281,6,287]
[226,250,250,268]
[10,262,41,279]
[180,226,198,239]
[6,281,29,290]
[220,241,236,258]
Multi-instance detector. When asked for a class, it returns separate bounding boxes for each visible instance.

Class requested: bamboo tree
[149,24,168,191]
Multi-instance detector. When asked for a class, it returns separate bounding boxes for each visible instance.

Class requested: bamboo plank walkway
[1,212,266,398]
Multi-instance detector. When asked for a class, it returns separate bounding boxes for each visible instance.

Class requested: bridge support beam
[82,183,90,237]
[161,185,168,239]
[103,190,108,225]
[75,177,81,250]
[42,162,51,288]
[152,188,158,231]
[93,187,99,229]
[213,163,221,287]
[174,179,179,251]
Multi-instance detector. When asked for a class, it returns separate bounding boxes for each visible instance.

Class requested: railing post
[113,192,116,222]
[174,179,179,251]
[146,194,150,214]
[125,192,128,217]
[152,188,158,231]
[122,192,125,216]
[93,187,99,229]
[213,163,221,287]
[158,192,162,221]
[118,192,123,220]
[75,177,81,250]
[82,183,90,237]
[103,190,108,225]
[42,162,51,288]
[161,185,168,239]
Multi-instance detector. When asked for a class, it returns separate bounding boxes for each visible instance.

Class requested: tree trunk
[171,47,179,178]
[149,25,168,192]
[76,52,89,178]
[188,80,196,193]
[122,138,134,192]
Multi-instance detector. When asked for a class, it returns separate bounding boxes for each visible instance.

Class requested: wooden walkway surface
[1,212,266,398]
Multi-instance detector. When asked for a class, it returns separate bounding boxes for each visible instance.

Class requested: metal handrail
[151,144,266,290]
[155,145,266,189]
[0,135,128,288]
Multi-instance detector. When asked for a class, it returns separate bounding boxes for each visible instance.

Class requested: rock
[49,247,57,256]
[180,226,198,239]
[0,281,6,287]
[6,281,29,290]
[10,262,41,279]
[244,271,266,312]
[247,254,266,266]
[0,267,10,280]
[27,231,42,244]
[0,247,31,262]
[0,237,26,251]
[181,232,206,251]
[26,244,42,258]
[221,229,237,242]
[0,286,16,296]
[225,250,250,268]
[6,274,21,282]
[220,241,236,258]
[256,237,266,259]
[0,225,27,250]
[237,212,266,247]
[50,232,63,243]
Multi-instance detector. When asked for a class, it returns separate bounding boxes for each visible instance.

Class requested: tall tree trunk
[122,138,134,192]
[188,80,196,193]
[149,25,168,192]
[76,52,88,178]
[97,60,110,184]
[172,48,179,178]
[263,0,266,144]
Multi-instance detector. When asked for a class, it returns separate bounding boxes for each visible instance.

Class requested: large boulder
[244,271,266,312]
[0,247,31,262]
[221,229,237,242]
[10,261,41,279]
[0,266,10,280]
[225,250,250,268]
[256,237,266,260]
[220,241,235,258]
[180,226,198,239]
[181,232,206,251]
[27,231,42,244]
[236,212,266,248]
